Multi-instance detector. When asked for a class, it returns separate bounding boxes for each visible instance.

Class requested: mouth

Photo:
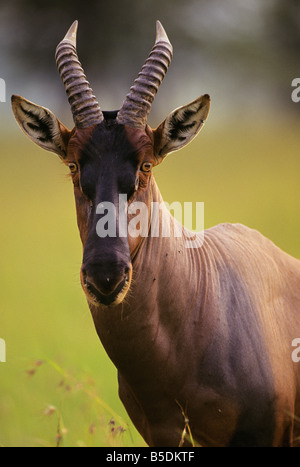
[81,270,132,307]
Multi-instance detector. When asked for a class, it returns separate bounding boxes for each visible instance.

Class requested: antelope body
[12,21,300,447]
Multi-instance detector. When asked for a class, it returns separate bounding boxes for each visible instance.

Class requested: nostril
[81,268,88,285]
[86,281,94,295]
[123,269,130,285]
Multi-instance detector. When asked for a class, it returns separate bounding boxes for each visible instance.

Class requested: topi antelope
[12,21,300,447]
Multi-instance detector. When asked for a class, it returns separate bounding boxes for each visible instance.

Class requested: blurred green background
[0,0,299,447]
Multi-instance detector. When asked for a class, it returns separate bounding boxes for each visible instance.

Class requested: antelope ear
[11,95,71,159]
[153,94,210,162]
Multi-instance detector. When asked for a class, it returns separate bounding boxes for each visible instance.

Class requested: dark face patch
[81,124,138,202]
[68,118,155,208]
[66,118,155,306]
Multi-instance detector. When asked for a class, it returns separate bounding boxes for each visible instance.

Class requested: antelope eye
[68,162,78,174]
[141,162,152,172]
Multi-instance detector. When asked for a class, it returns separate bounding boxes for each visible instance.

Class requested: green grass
[0,116,299,446]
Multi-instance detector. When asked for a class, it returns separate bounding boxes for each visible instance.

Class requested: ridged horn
[55,21,104,128]
[117,21,173,129]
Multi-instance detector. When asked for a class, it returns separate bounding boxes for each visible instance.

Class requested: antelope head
[12,21,210,307]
